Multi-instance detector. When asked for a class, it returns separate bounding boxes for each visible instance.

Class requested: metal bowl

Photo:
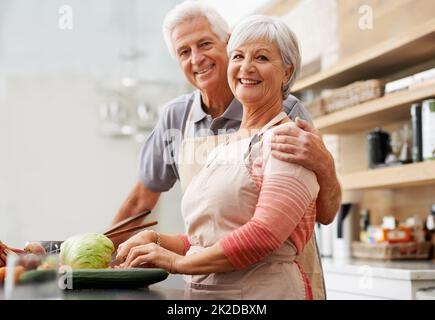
[35,241,64,254]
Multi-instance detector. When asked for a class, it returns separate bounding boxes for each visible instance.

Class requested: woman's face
[227,39,291,106]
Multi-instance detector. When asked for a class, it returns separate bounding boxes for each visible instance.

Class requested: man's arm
[109,100,181,246]
[270,117,342,225]
[112,181,161,225]
[110,181,161,248]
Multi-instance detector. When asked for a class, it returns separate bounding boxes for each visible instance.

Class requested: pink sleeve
[181,234,191,256]
[220,173,315,270]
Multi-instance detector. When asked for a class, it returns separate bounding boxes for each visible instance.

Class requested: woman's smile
[239,78,262,85]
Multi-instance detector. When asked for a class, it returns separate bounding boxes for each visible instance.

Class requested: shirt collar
[191,90,243,123]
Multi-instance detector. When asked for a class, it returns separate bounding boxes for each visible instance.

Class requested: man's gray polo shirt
[138,90,313,192]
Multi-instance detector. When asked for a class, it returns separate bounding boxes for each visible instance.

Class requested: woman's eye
[257,55,268,61]
[232,54,243,60]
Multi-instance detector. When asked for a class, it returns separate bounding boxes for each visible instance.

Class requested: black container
[368,128,391,168]
[411,103,423,162]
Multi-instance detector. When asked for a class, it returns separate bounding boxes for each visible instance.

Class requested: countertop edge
[321,258,435,280]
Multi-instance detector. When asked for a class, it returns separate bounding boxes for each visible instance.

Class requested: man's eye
[200,42,211,48]
[179,49,189,57]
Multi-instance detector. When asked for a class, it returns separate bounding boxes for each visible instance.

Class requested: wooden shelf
[314,84,435,134]
[340,161,435,190]
[292,19,435,92]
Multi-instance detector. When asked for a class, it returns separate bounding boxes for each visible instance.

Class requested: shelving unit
[340,161,435,190]
[314,83,435,134]
[281,2,435,300]
[292,19,435,92]
[294,16,435,229]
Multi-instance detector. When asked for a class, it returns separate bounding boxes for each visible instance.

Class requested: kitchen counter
[322,257,435,280]
[321,257,435,299]
[62,285,186,300]
[1,267,188,300]
[0,284,186,300]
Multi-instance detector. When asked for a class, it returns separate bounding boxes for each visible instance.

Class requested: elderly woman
[117,15,318,300]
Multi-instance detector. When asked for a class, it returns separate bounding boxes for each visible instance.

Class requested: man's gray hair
[227,15,301,98]
[163,0,230,59]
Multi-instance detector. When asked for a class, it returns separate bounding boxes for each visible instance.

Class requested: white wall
[0,0,188,247]
[281,0,339,68]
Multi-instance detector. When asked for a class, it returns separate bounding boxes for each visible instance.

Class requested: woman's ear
[283,66,293,84]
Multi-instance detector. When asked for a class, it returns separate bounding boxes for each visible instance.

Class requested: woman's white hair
[227,15,301,99]
[163,0,230,58]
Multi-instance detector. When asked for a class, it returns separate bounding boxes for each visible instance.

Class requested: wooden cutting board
[20,268,169,289]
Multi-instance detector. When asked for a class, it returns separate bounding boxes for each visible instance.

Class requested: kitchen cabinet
[322,258,435,300]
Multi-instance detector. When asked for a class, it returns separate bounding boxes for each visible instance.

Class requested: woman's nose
[240,59,255,73]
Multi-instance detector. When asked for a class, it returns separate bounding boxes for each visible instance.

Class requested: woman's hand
[116,230,156,262]
[120,243,183,273]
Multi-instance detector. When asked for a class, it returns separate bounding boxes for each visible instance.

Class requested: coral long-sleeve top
[219,124,320,269]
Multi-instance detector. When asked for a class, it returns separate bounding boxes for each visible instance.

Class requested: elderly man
[112,1,341,299]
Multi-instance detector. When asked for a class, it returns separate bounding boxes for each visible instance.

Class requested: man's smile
[194,64,215,75]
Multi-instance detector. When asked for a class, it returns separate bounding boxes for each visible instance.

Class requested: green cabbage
[60,233,114,269]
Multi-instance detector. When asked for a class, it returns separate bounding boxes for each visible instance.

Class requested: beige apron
[177,107,326,300]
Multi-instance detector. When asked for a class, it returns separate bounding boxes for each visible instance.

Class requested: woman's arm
[220,171,317,269]
[121,164,317,273]
[270,118,342,225]
[121,170,316,273]
[116,230,189,260]
[121,241,234,274]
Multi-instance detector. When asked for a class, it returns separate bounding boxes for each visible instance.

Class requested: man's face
[171,17,229,92]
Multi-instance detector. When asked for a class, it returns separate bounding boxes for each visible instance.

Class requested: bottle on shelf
[411,102,423,162]
[399,123,413,164]
[426,204,435,235]
[367,128,391,168]
[359,209,370,243]
[422,99,435,161]
[425,204,435,259]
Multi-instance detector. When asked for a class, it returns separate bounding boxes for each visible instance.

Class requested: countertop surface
[0,284,186,300]
[321,257,435,280]
[1,274,187,300]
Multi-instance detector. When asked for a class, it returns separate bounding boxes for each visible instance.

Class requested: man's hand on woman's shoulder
[269,117,333,176]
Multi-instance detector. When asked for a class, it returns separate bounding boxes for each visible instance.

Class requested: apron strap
[250,111,288,146]
[259,111,288,135]
[245,111,288,165]
[183,94,197,139]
